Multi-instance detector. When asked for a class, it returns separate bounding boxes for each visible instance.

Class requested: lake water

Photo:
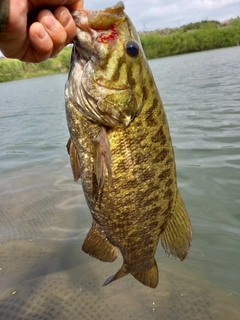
[0,46,240,319]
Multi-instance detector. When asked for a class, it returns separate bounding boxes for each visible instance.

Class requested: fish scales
[65,1,192,288]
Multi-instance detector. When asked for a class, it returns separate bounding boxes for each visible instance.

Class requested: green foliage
[0,46,72,82]
[182,20,220,32]
[1,17,240,82]
[58,45,72,69]
[140,17,240,59]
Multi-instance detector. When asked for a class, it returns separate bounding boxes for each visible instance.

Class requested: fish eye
[125,40,139,57]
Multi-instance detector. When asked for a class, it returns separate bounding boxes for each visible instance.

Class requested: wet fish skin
[65,1,192,288]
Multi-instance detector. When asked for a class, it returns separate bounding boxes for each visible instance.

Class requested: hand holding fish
[0,0,83,62]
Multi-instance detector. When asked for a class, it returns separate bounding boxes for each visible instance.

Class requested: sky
[86,0,240,31]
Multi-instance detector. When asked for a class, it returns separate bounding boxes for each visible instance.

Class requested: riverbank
[140,17,240,59]
[0,17,239,82]
[0,46,72,83]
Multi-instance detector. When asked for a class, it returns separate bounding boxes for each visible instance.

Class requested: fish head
[67,2,147,128]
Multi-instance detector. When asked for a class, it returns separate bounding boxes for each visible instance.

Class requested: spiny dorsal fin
[131,259,159,288]
[66,138,81,182]
[160,190,192,261]
[82,221,118,262]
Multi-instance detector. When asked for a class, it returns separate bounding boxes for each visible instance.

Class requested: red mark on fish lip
[97,27,117,43]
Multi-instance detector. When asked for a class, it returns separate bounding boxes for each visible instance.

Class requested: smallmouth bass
[65,1,192,288]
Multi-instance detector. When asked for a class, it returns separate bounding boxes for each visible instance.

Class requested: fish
[65,1,192,288]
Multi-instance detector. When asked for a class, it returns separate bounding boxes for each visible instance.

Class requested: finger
[37,9,68,58]
[21,7,76,62]
[66,0,84,11]
[28,0,83,9]
[27,22,53,62]
[54,6,76,45]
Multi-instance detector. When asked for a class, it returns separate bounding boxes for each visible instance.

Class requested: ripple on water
[0,47,240,318]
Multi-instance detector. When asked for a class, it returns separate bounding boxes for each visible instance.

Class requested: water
[0,46,239,319]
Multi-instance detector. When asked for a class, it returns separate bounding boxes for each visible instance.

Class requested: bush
[140,17,240,59]
[0,46,73,82]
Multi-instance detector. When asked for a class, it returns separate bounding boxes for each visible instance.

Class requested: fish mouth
[72,2,125,31]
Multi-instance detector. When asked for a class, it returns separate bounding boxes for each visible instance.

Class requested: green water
[0,46,239,319]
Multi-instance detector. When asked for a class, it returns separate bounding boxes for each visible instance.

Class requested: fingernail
[60,9,71,28]
[45,13,58,31]
[38,27,47,39]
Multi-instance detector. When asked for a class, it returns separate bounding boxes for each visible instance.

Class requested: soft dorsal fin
[160,190,192,260]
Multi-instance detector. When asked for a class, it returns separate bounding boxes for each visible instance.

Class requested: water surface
[0,46,240,319]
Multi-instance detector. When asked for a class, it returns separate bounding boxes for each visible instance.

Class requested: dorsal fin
[160,190,192,260]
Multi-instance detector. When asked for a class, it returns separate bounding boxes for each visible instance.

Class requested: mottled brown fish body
[65,1,192,288]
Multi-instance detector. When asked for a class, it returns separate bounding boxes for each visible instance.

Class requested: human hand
[0,0,83,62]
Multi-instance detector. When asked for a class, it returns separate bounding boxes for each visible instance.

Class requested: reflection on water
[0,173,239,320]
[0,47,240,319]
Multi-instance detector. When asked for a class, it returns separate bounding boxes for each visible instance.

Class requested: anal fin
[82,221,117,262]
[66,138,81,182]
[160,190,192,260]
[132,259,159,288]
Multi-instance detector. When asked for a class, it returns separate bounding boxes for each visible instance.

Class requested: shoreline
[1,17,239,83]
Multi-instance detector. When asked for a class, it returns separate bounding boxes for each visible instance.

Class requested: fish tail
[160,190,192,260]
[103,264,129,286]
[103,261,159,288]
[131,259,159,288]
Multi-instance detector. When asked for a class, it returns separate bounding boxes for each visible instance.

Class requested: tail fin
[103,260,158,289]
[132,259,159,288]
[103,264,129,286]
[160,190,192,260]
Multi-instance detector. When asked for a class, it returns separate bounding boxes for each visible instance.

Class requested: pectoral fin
[93,127,112,188]
[82,221,118,262]
[160,190,192,260]
[66,138,81,182]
